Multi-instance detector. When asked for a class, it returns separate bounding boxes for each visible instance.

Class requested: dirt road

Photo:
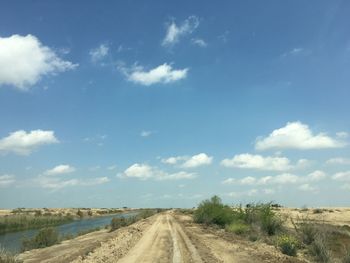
[20,211,308,263]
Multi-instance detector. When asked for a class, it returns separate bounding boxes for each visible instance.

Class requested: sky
[0,0,349,208]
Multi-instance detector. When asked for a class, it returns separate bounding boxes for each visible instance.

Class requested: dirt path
[19,211,309,263]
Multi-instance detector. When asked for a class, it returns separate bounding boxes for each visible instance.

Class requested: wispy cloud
[117,63,188,86]
[191,38,207,47]
[140,130,154,137]
[89,44,109,63]
[0,175,16,187]
[162,16,200,46]
[0,130,59,155]
[0,34,77,90]
[222,170,326,186]
[327,157,350,165]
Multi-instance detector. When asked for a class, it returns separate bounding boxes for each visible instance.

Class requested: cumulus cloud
[161,156,188,165]
[327,157,350,165]
[118,163,196,181]
[191,38,207,47]
[89,44,109,62]
[0,174,15,187]
[220,153,292,171]
[0,34,78,90]
[0,130,59,155]
[307,170,326,181]
[45,165,75,176]
[336,132,348,138]
[162,153,213,168]
[182,153,213,168]
[162,16,199,46]
[255,122,345,150]
[332,171,350,181]
[37,176,109,190]
[118,63,188,86]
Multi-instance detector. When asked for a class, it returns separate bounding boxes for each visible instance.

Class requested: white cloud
[327,157,350,165]
[118,163,196,181]
[161,156,187,165]
[223,170,325,186]
[191,38,207,47]
[37,176,109,190]
[221,178,236,185]
[0,34,78,90]
[182,153,213,168]
[0,174,15,187]
[240,176,256,185]
[45,165,75,176]
[298,184,318,193]
[119,63,188,86]
[162,153,212,168]
[221,153,291,171]
[307,170,326,181]
[255,122,345,150]
[140,130,153,137]
[162,16,199,46]
[89,44,109,62]
[0,130,59,155]
[332,171,350,181]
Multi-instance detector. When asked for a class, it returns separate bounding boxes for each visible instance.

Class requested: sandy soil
[276,207,350,228]
[17,211,309,263]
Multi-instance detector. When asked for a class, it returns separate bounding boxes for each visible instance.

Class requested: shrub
[343,249,350,263]
[110,217,129,231]
[0,247,21,263]
[77,210,84,218]
[138,209,156,219]
[258,204,282,235]
[313,208,324,214]
[21,227,59,251]
[277,235,299,256]
[299,222,317,245]
[225,222,250,235]
[310,234,331,263]
[194,196,234,227]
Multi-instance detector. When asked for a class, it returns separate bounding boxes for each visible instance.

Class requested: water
[0,211,139,253]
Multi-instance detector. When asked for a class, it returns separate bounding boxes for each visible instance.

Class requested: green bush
[257,204,282,235]
[225,222,250,235]
[194,196,234,227]
[277,234,299,256]
[21,227,59,251]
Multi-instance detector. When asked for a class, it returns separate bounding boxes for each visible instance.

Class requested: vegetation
[21,227,59,251]
[193,196,282,236]
[110,209,158,231]
[277,235,299,256]
[193,196,235,227]
[225,221,250,235]
[0,247,22,263]
[310,234,331,262]
[0,214,73,234]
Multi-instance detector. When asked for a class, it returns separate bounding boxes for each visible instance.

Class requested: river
[0,211,138,253]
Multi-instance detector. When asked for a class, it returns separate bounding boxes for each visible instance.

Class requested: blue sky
[0,0,349,208]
